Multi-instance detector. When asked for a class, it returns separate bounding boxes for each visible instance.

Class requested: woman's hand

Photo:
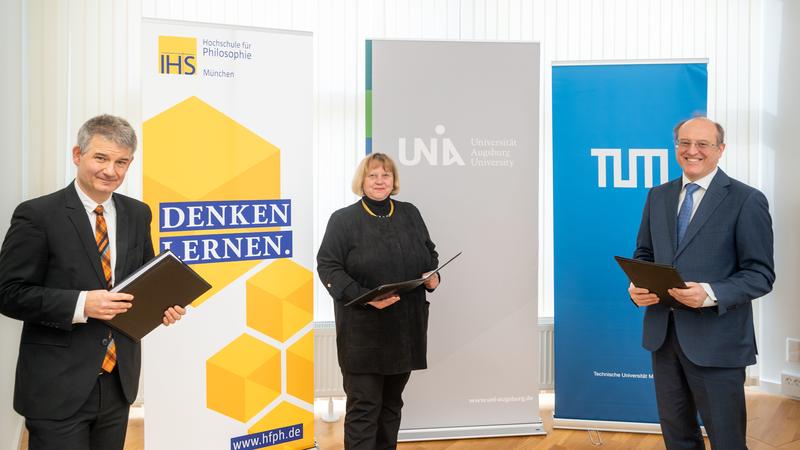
[423,272,440,290]
[367,295,401,309]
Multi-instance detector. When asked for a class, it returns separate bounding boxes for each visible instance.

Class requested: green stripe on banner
[365,91,372,137]
[365,40,372,153]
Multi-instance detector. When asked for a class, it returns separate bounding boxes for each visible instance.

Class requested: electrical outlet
[787,338,800,363]
[781,372,800,399]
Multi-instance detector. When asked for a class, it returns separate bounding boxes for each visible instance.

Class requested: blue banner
[553,62,707,424]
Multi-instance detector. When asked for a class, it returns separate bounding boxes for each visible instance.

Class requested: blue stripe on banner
[159,200,291,232]
[365,40,372,90]
[552,63,707,424]
[230,424,302,450]
[161,230,292,264]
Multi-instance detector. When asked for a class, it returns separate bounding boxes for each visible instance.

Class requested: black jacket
[0,182,153,419]
[317,199,438,374]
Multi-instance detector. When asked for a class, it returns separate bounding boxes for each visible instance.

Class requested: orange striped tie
[94,205,112,288]
[95,205,116,373]
[101,338,117,373]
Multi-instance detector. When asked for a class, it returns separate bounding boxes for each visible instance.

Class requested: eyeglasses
[675,139,718,150]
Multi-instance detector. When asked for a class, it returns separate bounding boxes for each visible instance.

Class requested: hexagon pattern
[148,96,315,446]
[206,333,281,422]
[287,330,314,404]
[248,402,315,450]
[247,259,313,342]
[143,96,281,306]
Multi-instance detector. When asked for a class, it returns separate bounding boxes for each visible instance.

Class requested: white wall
[0,0,25,448]
[759,0,800,387]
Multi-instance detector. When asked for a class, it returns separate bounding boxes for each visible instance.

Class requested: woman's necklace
[361,199,394,218]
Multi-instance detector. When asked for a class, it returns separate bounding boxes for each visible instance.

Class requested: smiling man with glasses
[628,117,775,449]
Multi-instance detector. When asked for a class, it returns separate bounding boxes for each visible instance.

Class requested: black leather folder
[345,252,462,307]
[105,250,211,341]
[614,256,694,310]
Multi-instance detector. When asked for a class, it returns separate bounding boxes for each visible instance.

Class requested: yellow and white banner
[141,19,313,449]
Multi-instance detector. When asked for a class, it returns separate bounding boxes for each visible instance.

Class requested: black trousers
[25,369,130,450]
[342,371,411,450]
[652,315,748,450]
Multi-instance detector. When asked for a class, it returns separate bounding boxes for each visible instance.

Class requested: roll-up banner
[368,39,544,440]
[141,19,314,449]
[552,61,708,431]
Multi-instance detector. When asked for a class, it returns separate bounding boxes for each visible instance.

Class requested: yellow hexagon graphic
[143,96,281,306]
[286,330,314,404]
[247,259,313,342]
[248,402,314,450]
[206,333,281,422]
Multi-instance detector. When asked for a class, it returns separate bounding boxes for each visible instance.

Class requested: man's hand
[423,271,440,290]
[85,290,133,320]
[668,282,707,309]
[162,305,187,326]
[367,295,401,310]
[629,285,659,306]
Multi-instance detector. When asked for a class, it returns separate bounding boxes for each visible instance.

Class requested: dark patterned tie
[95,205,116,373]
[677,183,700,244]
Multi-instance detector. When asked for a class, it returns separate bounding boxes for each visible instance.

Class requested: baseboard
[754,379,783,395]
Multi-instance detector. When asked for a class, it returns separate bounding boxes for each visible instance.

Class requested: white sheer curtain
[1,0,26,448]
[12,0,766,326]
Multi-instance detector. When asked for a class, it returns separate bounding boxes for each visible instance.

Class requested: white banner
[368,39,544,440]
[141,19,314,449]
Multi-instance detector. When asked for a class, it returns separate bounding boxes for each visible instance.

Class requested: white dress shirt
[72,181,117,323]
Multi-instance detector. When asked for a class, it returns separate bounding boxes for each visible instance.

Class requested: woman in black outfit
[317,152,439,450]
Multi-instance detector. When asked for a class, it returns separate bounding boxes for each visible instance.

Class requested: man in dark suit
[629,117,775,449]
[0,115,186,450]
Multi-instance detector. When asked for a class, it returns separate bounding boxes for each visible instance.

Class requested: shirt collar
[74,180,115,215]
[682,167,718,192]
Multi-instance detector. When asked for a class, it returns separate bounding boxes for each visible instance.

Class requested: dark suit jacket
[634,169,775,368]
[0,182,154,420]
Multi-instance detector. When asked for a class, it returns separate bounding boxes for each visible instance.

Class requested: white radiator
[314,321,345,397]
[538,317,554,389]
[313,318,556,397]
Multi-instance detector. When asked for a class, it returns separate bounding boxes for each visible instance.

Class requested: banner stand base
[554,418,707,436]
[554,418,662,434]
[399,421,546,441]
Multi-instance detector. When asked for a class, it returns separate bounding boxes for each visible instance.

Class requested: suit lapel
[674,169,731,258]
[113,194,130,285]
[663,178,682,253]
[65,183,107,287]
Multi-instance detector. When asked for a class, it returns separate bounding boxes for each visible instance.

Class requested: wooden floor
[20,389,800,449]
